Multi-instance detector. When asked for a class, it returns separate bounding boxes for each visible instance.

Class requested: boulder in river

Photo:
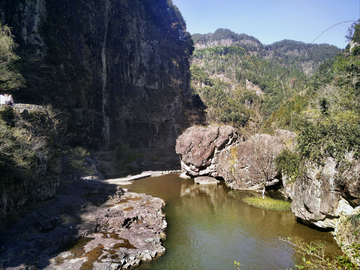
[176,126,295,192]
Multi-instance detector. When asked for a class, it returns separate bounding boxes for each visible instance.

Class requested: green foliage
[348,213,360,222]
[0,108,48,182]
[281,238,358,270]
[0,23,25,91]
[190,30,339,129]
[275,149,302,183]
[115,145,143,170]
[62,146,92,175]
[297,119,360,168]
[346,20,360,43]
[243,196,292,211]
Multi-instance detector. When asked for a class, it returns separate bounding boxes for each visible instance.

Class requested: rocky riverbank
[0,178,167,269]
[176,125,360,266]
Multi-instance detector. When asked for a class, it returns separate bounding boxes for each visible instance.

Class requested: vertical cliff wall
[0,0,200,149]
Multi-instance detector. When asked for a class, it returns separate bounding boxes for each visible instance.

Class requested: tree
[250,134,283,198]
[346,19,360,43]
[0,23,25,91]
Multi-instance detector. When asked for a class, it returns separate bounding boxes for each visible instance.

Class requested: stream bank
[0,177,167,269]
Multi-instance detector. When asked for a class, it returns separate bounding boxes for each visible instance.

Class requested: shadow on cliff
[0,178,120,269]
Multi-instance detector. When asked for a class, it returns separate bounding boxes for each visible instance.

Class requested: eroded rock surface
[286,156,360,265]
[0,180,166,269]
[175,125,242,176]
[176,126,292,192]
[216,134,285,191]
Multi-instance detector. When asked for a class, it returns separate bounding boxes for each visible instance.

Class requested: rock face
[0,179,167,269]
[285,152,360,265]
[291,158,343,228]
[0,0,202,150]
[290,156,360,227]
[216,133,285,191]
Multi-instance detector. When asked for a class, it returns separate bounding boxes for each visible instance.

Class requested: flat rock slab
[0,179,166,270]
[104,170,182,185]
[104,172,153,183]
[194,176,219,185]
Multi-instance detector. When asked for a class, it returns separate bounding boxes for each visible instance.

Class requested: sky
[172,0,359,48]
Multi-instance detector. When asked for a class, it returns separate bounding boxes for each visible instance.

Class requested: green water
[124,174,340,270]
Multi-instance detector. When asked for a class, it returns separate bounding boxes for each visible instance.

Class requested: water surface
[124,174,340,270]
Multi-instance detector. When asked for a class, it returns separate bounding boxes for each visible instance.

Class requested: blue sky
[172,0,359,48]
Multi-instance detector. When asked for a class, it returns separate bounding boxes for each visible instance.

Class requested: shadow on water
[127,174,341,270]
[0,179,120,269]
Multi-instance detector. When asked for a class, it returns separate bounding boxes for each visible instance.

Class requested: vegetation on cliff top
[0,23,24,92]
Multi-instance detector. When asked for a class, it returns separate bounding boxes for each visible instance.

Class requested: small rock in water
[179,172,191,179]
[194,176,219,185]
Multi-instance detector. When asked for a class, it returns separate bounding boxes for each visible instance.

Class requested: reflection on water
[125,174,340,270]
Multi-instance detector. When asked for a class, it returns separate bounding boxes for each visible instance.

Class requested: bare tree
[250,134,283,198]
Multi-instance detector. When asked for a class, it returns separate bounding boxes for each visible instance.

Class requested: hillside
[190,28,341,129]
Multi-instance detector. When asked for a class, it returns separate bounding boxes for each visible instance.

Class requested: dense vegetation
[190,28,340,129]
[0,23,24,91]
[271,21,360,177]
[0,24,61,186]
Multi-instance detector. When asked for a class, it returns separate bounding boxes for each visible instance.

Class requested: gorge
[0,0,360,269]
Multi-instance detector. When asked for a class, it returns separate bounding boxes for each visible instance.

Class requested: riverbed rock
[0,179,166,269]
[194,176,219,185]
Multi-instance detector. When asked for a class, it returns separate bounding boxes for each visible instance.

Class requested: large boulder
[216,133,285,190]
[291,158,343,228]
[176,126,294,192]
[175,125,242,176]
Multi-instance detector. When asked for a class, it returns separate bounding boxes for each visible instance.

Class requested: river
[123,174,340,270]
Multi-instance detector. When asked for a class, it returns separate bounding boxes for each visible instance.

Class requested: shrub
[275,149,302,183]
[61,146,93,175]
[115,145,143,170]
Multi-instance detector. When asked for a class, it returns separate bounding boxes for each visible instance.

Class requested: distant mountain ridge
[192,28,341,73]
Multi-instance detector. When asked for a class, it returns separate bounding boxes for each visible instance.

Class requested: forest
[190,28,341,129]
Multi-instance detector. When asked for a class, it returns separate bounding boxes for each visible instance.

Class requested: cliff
[0,0,202,150]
